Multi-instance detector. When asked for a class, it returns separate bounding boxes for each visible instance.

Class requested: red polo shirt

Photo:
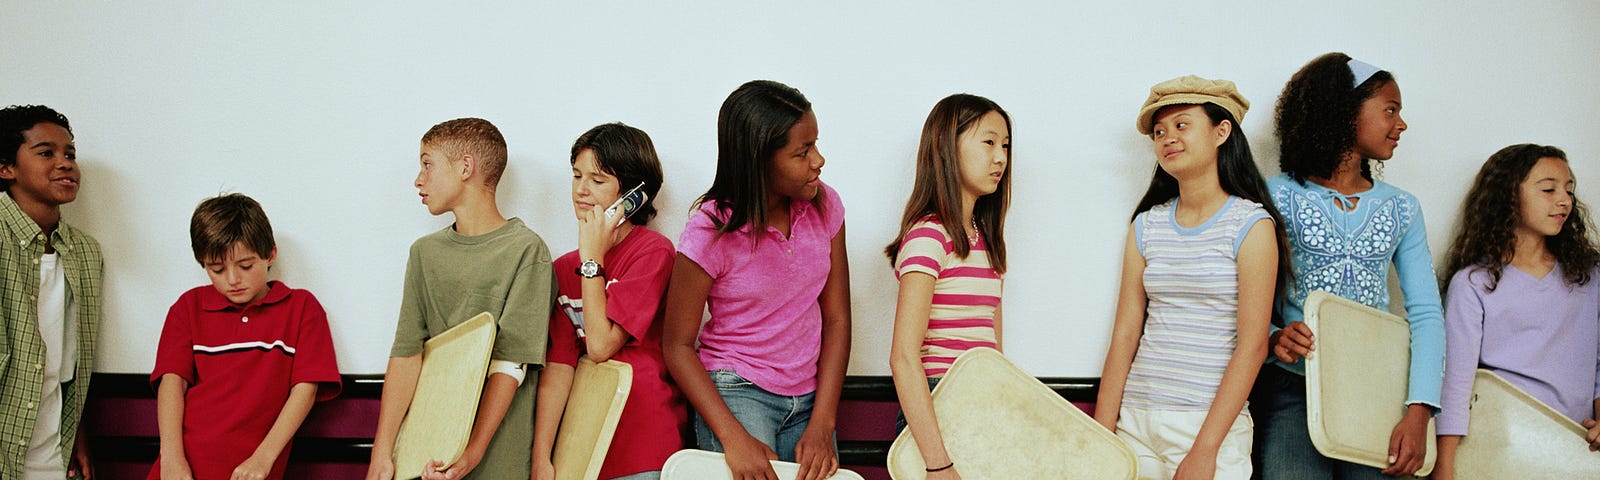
[147,281,341,480]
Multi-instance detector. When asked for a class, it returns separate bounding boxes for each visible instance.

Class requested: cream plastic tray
[393,312,497,479]
[886,347,1137,479]
[1303,291,1436,475]
[660,449,866,480]
[552,358,633,480]
[1451,369,1600,477]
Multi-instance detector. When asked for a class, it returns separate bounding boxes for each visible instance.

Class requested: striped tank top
[1123,196,1270,410]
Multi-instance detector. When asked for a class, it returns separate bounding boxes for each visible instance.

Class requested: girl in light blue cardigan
[1250,52,1445,480]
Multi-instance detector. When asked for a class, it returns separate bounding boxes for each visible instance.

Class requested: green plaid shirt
[0,192,102,477]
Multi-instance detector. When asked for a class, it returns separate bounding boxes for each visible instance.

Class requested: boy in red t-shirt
[148,193,342,480]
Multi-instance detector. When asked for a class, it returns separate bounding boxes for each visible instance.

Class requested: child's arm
[662,254,779,479]
[366,355,421,480]
[1094,226,1147,431]
[156,374,194,480]
[889,270,959,478]
[797,227,851,480]
[422,369,520,480]
[1173,219,1274,480]
[1385,206,1446,476]
[232,382,318,480]
[530,363,575,480]
[1435,269,1486,479]
[1585,398,1600,451]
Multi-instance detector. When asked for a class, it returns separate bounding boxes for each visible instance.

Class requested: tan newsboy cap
[1136,75,1249,135]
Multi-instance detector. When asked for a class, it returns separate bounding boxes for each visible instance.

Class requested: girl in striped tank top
[1095,76,1292,480]
[885,93,1011,480]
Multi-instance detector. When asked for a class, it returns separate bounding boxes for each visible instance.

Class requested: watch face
[579,260,600,277]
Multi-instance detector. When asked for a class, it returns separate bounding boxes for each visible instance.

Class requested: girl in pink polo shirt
[664,80,851,480]
[884,93,1012,480]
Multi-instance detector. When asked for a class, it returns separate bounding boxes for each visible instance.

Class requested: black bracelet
[926,461,954,472]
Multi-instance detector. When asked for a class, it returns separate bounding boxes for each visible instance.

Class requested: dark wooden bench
[84,374,1098,479]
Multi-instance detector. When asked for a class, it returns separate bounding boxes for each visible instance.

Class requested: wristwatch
[576,259,606,278]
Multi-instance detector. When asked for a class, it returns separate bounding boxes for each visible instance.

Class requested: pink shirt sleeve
[676,204,727,278]
[895,220,950,279]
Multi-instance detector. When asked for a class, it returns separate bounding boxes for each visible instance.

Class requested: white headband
[1347,58,1382,88]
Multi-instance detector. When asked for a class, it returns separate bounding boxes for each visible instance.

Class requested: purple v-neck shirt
[1438,263,1600,435]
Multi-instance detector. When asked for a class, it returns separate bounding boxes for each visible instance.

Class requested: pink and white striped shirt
[894,217,1002,377]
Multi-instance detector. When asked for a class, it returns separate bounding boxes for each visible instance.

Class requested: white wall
[3,1,1596,375]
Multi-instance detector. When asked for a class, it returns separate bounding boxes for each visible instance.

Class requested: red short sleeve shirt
[550,227,688,478]
[147,281,341,480]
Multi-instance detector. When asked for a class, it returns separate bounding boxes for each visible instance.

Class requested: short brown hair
[421,117,508,188]
[191,193,275,265]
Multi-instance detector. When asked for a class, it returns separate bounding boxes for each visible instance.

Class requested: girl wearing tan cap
[1097,75,1290,480]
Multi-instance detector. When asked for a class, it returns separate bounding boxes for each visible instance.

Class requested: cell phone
[604,183,648,227]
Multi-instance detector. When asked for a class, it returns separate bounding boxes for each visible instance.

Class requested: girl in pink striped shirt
[885,93,1012,480]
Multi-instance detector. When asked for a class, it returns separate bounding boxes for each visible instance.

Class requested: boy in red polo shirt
[148,193,342,480]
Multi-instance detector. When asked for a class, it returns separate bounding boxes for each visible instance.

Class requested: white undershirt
[24,253,69,479]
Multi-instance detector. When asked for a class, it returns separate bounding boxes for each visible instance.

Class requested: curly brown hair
[1444,144,1599,291]
[1274,52,1394,184]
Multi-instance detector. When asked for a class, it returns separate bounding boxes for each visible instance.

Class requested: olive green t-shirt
[390,218,555,479]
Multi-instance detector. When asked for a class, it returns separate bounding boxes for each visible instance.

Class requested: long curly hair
[1444,144,1599,291]
[1274,52,1394,184]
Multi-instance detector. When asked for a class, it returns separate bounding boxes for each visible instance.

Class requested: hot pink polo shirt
[676,183,845,396]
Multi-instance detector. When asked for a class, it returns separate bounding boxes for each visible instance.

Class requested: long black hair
[1133,102,1294,293]
[696,80,814,236]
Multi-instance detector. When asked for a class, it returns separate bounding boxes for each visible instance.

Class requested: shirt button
[24,402,34,409]
[31,258,39,265]
[35,234,44,241]
[242,316,250,323]
[33,364,42,370]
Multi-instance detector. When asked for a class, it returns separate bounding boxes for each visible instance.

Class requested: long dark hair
[1133,103,1294,293]
[696,80,813,236]
[1275,52,1395,184]
[570,122,665,225]
[884,94,1011,273]
[1444,144,1598,291]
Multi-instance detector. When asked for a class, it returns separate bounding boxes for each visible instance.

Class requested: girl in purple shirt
[664,80,851,480]
[1433,144,1600,479]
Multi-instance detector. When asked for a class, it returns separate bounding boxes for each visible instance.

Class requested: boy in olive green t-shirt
[366,118,555,480]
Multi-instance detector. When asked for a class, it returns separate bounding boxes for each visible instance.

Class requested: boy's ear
[264,246,279,264]
[458,154,476,182]
[0,163,16,181]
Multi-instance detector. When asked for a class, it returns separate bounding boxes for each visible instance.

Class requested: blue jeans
[1250,364,1391,480]
[610,472,660,480]
[693,369,817,462]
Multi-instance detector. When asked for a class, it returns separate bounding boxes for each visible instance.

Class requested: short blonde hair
[421,117,508,188]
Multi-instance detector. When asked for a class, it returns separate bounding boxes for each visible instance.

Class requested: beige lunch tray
[1451,369,1600,478]
[1303,291,1436,476]
[660,449,866,480]
[393,312,497,480]
[886,347,1137,479]
[551,357,634,480]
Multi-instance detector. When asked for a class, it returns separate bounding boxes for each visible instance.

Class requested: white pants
[1116,406,1253,480]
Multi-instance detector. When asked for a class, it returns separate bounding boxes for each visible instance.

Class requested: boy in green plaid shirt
[0,105,104,479]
